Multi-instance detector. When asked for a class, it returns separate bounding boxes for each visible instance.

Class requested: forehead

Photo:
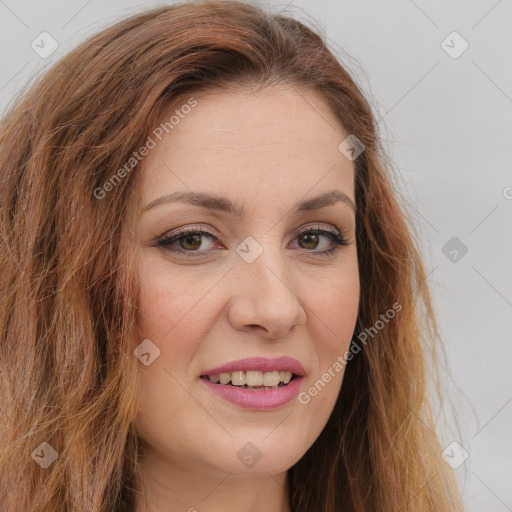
[139,86,355,212]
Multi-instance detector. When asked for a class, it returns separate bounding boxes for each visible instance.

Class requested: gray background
[1,0,510,510]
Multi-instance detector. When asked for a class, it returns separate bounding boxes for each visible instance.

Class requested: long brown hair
[0,1,463,510]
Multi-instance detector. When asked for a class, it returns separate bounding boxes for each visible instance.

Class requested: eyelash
[154,223,349,259]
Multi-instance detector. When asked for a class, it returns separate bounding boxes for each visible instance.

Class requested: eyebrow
[143,189,356,216]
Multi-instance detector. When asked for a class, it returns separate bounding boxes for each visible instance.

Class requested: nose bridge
[228,233,306,337]
[238,231,292,292]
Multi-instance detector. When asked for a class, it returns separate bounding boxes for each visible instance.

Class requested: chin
[204,430,307,477]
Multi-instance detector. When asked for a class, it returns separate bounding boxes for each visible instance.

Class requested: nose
[227,243,307,339]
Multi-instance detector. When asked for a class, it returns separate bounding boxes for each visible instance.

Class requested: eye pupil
[181,234,202,250]
[300,233,319,249]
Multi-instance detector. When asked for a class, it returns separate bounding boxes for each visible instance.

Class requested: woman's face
[134,86,360,479]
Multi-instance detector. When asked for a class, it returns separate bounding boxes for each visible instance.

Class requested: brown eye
[180,233,202,250]
[155,228,219,256]
[291,226,349,258]
[298,233,320,250]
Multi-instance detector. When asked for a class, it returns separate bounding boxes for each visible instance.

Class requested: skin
[132,85,360,512]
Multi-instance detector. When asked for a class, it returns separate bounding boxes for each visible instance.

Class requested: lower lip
[199,376,305,410]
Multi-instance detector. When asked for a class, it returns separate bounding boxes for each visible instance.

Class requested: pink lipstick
[199,356,306,410]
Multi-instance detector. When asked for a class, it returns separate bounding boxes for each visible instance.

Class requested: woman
[0,1,463,510]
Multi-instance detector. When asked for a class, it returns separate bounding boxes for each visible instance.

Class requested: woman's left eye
[155,224,348,258]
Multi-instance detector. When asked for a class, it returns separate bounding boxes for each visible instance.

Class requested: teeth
[246,371,263,386]
[263,371,280,387]
[231,371,246,386]
[219,372,230,385]
[207,370,293,387]
[280,370,292,384]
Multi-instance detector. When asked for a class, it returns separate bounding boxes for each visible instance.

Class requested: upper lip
[201,357,306,377]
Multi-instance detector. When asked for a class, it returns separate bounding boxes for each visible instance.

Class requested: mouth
[199,357,306,410]
[199,372,305,410]
[200,370,298,390]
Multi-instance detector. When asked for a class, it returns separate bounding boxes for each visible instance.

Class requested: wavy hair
[0,0,462,510]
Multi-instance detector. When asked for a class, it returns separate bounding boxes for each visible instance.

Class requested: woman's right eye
[156,228,220,257]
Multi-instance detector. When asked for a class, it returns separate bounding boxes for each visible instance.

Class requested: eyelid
[295,222,340,236]
[155,223,219,240]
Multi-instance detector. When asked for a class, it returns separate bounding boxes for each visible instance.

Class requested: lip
[201,356,306,377]
[200,375,305,410]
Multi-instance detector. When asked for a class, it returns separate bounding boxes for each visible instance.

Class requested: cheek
[297,267,359,416]
[307,268,360,355]
[134,265,212,441]
[137,257,216,350]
